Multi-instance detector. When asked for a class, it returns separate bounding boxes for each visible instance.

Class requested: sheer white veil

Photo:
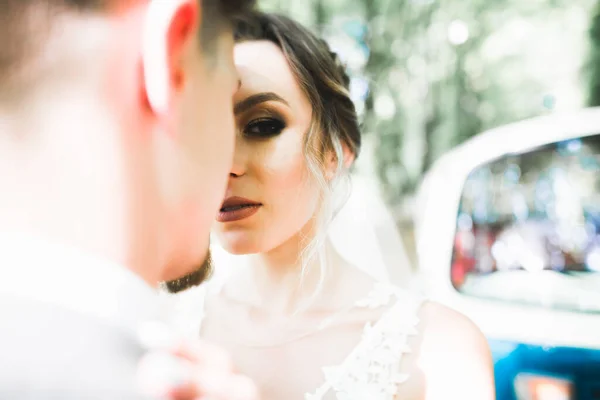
[328,173,414,288]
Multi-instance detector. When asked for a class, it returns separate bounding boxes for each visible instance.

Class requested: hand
[167,339,258,400]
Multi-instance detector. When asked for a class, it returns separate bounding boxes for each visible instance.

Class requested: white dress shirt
[0,231,162,336]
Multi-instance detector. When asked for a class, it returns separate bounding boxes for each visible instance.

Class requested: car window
[452,134,600,313]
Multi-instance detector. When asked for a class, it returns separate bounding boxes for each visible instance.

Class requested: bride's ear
[325,142,355,180]
[342,143,355,169]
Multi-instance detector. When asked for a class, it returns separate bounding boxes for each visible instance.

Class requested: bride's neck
[229,232,340,316]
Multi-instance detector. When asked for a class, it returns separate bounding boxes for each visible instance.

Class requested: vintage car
[414,108,600,400]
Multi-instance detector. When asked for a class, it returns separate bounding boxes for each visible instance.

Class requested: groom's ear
[141,0,199,117]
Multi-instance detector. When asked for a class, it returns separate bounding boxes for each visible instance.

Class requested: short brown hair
[0,0,254,94]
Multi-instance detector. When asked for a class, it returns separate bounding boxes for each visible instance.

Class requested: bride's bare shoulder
[414,301,496,399]
[418,301,484,337]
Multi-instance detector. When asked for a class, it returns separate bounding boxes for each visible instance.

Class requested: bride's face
[213,40,323,255]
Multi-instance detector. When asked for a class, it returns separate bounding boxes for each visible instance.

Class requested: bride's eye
[244,118,285,138]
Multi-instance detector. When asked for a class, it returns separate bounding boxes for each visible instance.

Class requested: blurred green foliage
[258,0,594,206]
[588,0,600,106]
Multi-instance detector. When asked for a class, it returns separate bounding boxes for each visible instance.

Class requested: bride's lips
[217,196,262,223]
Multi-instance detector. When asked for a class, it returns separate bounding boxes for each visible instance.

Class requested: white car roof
[434,107,600,177]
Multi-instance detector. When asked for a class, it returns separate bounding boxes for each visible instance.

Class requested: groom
[0,0,255,399]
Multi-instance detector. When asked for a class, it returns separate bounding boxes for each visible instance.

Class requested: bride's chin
[223,244,254,255]
[217,234,261,255]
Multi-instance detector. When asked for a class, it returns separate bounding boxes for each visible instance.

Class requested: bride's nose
[230,139,248,178]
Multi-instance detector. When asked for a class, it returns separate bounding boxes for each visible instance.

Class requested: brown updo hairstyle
[234,12,362,287]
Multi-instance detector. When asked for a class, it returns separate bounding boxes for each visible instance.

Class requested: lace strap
[307,287,424,400]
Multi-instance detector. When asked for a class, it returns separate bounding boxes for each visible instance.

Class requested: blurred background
[259,0,599,265]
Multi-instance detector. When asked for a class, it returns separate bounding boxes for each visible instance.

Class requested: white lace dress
[163,282,424,400]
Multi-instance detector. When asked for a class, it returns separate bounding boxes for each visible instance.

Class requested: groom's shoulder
[0,294,150,399]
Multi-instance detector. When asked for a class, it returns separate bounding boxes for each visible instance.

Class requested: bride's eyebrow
[234,92,289,115]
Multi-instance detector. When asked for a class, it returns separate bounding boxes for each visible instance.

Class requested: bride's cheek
[263,148,319,233]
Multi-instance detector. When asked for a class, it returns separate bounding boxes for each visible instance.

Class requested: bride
[165,11,494,400]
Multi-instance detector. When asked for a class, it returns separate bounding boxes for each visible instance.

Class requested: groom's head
[0,0,253,284]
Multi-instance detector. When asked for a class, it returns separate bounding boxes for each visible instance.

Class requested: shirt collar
[0,231,162,335]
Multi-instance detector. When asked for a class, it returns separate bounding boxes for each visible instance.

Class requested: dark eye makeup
[243,117,286,139]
